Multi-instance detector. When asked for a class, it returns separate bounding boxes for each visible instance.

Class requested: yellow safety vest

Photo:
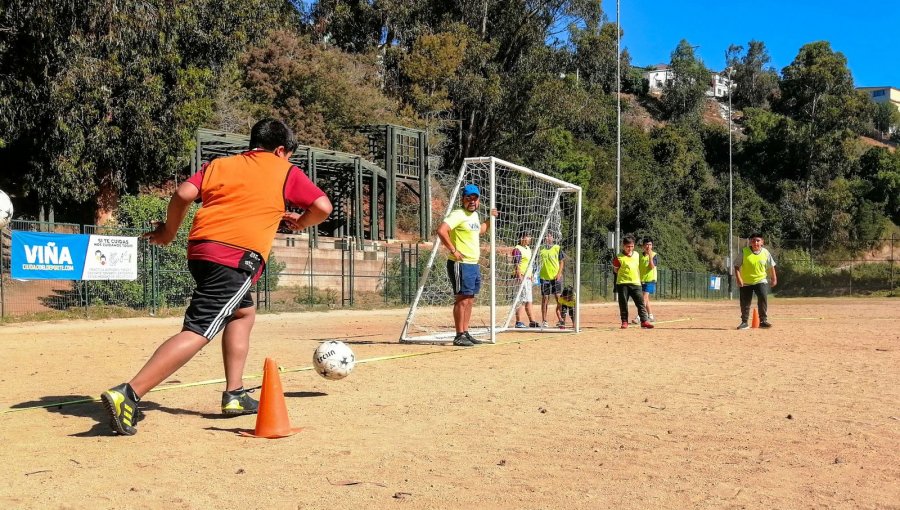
[615,251,641,285]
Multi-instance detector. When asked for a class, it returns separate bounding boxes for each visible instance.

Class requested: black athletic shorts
[541,279,562,296]
[183,259,254,340]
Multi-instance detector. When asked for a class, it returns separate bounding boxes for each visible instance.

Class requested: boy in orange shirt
[101,119,333,435]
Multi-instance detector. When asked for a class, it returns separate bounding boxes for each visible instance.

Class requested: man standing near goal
[100,118,333,436]
[538,232,565,328]
[437,184,498,347]
[734,233,777,329]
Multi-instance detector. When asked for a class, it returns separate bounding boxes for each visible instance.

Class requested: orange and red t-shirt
[185,150,325,281]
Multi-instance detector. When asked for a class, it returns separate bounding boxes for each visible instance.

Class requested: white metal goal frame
[399,157,582,344]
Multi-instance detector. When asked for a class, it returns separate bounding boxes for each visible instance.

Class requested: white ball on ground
[312,340,356,380]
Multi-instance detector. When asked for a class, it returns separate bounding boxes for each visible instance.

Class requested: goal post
[400,157,582,344]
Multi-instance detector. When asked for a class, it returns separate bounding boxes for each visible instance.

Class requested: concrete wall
[269,234,391,292]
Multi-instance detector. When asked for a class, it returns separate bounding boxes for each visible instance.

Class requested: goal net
[400,157,582,344]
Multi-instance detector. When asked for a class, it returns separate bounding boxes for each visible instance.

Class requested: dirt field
[1,298,898,509]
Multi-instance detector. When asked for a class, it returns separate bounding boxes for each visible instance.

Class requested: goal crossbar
[400,157,582,344]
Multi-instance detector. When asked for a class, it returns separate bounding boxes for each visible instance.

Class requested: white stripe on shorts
[203,275,253,339]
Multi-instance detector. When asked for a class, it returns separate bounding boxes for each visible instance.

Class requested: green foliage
[570,21,628,94]
[662,40,710,120]
[725,41,779,109]
[777,41,873,135]
[0,0,288,221]
[637,213,705,271]
[239,30,405,153]
[87,193,195,308]
[873,102,900,137]
[2,1,894,282]
[859,149,900,224]
[777,249,896,296]
[293,286,338,306]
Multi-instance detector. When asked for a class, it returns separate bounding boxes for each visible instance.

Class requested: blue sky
[613,0,899,87]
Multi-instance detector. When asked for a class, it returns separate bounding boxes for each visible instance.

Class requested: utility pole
[615,0,621,249]
[728,64,734,300]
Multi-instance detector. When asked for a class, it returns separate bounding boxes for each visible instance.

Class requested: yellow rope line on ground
[1,329,580,415]
[4,315,742,415]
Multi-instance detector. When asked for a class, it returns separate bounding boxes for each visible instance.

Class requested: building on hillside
[857,86,900,111]
[641,64,733,98]
[644,64,674,93]
[707,70,735,98]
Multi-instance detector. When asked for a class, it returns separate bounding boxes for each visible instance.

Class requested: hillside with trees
[2,0,898,271]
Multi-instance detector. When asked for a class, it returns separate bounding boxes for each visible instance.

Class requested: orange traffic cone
[751,308,760,329]
[240,358,301,439]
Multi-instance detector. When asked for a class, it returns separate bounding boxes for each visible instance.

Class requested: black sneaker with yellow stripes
[101,383,140,436]
[221,388,259,415]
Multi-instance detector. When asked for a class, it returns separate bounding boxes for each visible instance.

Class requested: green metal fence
[2,220,731,318]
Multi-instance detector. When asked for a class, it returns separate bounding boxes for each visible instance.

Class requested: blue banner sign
[11,231,137,280]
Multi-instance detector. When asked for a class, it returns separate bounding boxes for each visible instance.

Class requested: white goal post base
[399,157,582,344]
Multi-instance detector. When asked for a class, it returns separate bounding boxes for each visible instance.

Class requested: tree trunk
[94,178,118,226]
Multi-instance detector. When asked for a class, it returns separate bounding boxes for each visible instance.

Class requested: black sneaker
[452,333,474,347]
[101,384,140,436]
[528,321,540,328]
[464,331,485,344]
[759,321,773,329]
[221,388,259,415]
[737,322,749,330]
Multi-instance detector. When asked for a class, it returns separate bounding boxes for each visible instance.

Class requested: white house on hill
[644,64,674,93]
[641,65,734,98]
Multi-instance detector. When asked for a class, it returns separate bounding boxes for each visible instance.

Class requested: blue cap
[462,184,480,197]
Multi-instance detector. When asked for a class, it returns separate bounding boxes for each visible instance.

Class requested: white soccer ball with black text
[0,190,12,229]
[313,340,355,380]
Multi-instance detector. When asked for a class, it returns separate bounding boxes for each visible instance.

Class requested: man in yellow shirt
[734,233,777,330]
[436,184,498,346]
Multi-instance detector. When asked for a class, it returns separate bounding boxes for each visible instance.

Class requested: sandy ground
[1,298,898,509]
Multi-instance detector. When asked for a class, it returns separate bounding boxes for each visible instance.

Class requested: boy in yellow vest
[638,238,658,323]
[538,232,566,328]
[613,235,653,329]
[558,286,576,328]
[734,232,777,330]
[512,231,539,328]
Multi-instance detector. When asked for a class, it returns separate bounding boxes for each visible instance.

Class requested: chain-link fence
[764,236,898,297]
[1,220,750,319]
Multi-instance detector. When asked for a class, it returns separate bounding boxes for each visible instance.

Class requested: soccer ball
[0,190,12,229]
[312,340,356,380]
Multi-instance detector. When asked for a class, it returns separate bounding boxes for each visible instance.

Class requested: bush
[293,286,338,306]
[777,249,895,296]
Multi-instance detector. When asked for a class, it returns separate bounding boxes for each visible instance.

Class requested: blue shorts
[642,281,657,294]
[447,260,481,296]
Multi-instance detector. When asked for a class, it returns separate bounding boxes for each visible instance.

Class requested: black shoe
[737,322,749,330]
[759,321,773,329]
[464,331,485,344]
[221,388,259,415]
[101,383,140,436]
[452,333,474,347]
[528,321,540,328]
